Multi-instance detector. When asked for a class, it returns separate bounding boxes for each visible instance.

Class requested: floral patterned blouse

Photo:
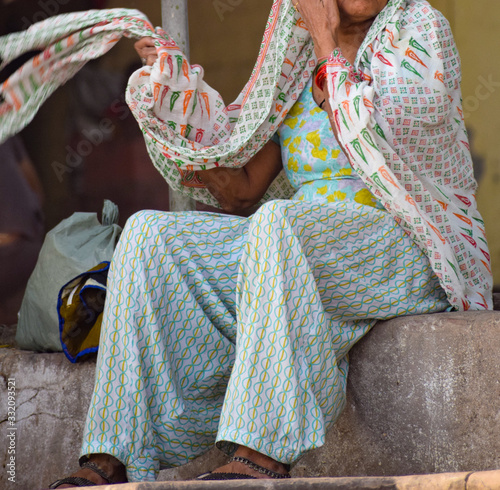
[276,79,384,210]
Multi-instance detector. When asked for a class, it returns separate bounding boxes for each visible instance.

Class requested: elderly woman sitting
[0,0,491,487]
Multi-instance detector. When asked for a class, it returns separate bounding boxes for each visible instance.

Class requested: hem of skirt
[79,444,157,482]
[215,430,305,465]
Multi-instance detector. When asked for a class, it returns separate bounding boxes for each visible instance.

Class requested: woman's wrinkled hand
[134,37,158,66]
[294,0,340,58]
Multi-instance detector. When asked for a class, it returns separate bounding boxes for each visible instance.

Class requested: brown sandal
[48,461,115,488]
[196,456,291,480]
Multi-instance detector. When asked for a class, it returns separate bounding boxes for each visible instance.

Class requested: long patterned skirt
[81,200,449,481]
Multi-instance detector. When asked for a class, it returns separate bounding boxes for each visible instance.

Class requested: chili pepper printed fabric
[81,203,448,481]
[0,0,492,310]
[324,1,492,312]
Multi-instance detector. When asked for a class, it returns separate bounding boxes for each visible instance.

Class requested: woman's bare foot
[211,446,289,479]
[49,454,127,488]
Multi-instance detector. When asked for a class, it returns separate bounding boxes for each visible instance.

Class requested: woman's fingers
[144,54,158,66]
[134,37,158,66]
[295,0,341,32]
[134,36,155,53]
[295,0,340,57]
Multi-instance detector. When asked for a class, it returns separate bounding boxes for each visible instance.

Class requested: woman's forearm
[197,140,283,214]
[197,166,254,213]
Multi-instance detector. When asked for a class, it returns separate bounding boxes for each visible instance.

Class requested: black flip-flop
[48,476,97,488]
[49,460,115,488]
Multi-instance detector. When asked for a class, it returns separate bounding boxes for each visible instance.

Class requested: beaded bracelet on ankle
[228,456,291,479]
[80,460,115,484]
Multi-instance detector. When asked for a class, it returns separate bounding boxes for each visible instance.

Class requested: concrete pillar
[161,0,195,212]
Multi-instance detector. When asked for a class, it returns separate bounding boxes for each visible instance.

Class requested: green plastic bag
[16,200,121,352]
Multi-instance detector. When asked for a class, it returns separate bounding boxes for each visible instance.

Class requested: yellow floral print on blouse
[276,78,384,210]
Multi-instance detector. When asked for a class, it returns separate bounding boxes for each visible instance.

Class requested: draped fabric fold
[0,1,313,204]
[0,0,493,310]
[124,0,313,205]
[0,9,155,139]
[325,0,492,310]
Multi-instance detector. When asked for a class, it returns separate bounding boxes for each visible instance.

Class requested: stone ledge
[35,470,500,489]
[1,310,499,489]
[292,311,500,478]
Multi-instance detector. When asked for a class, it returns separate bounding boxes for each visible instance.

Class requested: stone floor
[41,470,500,489]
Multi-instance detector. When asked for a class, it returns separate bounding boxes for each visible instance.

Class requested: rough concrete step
[1,310,499,489]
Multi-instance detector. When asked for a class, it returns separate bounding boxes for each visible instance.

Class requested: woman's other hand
[294,0,340,58]
[134,37,158,66]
